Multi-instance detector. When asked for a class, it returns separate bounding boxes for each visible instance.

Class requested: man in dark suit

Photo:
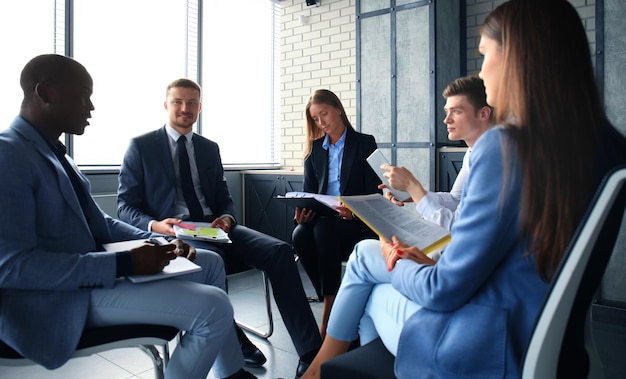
[0,54,255,379]
[117,78,322,377]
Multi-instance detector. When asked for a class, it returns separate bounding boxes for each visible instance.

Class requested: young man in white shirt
[383,75,494,231]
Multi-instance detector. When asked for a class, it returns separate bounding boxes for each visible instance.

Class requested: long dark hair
[481,0,602,280]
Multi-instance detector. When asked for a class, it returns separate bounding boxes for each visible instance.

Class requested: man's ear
[34,82,55,104]
[479,106,491,121]
[163,100,168,111]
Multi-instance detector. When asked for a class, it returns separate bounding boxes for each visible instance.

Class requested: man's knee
[196,287,234,329]
[258,242,296,276]
[195,249,225,268]
[194,249,227,288]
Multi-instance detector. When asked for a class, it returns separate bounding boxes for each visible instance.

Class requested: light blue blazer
[393,125,626,378]
[0,117,150,369]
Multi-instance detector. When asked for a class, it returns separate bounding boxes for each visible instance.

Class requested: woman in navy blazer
[292,89,381,339]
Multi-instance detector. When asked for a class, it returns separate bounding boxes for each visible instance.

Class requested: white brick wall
[280,0,356,170]
[279,0,594,169]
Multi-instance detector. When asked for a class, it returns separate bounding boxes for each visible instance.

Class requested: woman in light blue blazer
[300,1,626,378]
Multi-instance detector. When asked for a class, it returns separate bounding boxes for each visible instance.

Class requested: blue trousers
[87,249,242,379]
[326,239,421,356]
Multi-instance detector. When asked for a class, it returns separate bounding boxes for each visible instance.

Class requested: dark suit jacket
[303,127,382,196]
[119,127,324,356]
[0,117,151,369]
[118,126,236,230]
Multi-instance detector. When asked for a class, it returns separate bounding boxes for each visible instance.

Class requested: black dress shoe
[236,325,267,368]
[222,368,258,379]
[238,371,258,379]
[295,359,310,379]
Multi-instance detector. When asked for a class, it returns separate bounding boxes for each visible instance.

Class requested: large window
[0,0,280,167]
[0,1,56,129]
[201,0,280,164]
[73,0,189,166]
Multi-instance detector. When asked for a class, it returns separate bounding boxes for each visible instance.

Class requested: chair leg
[236,270,274,339]
[163,338,173,369]
[586,306,605,377]
[140,344,165,379]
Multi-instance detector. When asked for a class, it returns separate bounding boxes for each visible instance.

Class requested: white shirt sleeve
[415,149,471,230]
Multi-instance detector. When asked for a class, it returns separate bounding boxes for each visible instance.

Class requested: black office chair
[224,253,274,339]
[322,165,626,379]
[320,337,396,379]
[0,324,179,379]
[521,164,626,378]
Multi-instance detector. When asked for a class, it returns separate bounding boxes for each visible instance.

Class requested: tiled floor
[0,264,323,379]
[4,264,626,379]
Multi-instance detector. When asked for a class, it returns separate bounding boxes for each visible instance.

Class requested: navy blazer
[0,117,151,369]
[118,126,236,230]
[303,127,382,196]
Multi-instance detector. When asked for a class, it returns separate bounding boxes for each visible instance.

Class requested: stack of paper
[173,222,232,243]
[275,191,340,216]
[102,238,202,283]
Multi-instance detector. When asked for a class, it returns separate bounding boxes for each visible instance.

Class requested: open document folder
[275,191,340,217]
[338,193,451,254]
[173,222,232,243]
[102,238,202,283]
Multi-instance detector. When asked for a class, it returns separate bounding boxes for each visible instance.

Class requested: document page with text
[339,194,451,254]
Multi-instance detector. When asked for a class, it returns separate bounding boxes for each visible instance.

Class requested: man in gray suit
[0,54,255,379]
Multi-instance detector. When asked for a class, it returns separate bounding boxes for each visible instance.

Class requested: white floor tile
[0,354,135,379]
[0,264,321,379]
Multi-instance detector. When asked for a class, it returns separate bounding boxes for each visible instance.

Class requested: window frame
[53,0,280,168]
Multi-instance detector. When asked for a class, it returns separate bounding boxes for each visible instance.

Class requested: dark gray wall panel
[604,0,626,137]
[599,0,626,306]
